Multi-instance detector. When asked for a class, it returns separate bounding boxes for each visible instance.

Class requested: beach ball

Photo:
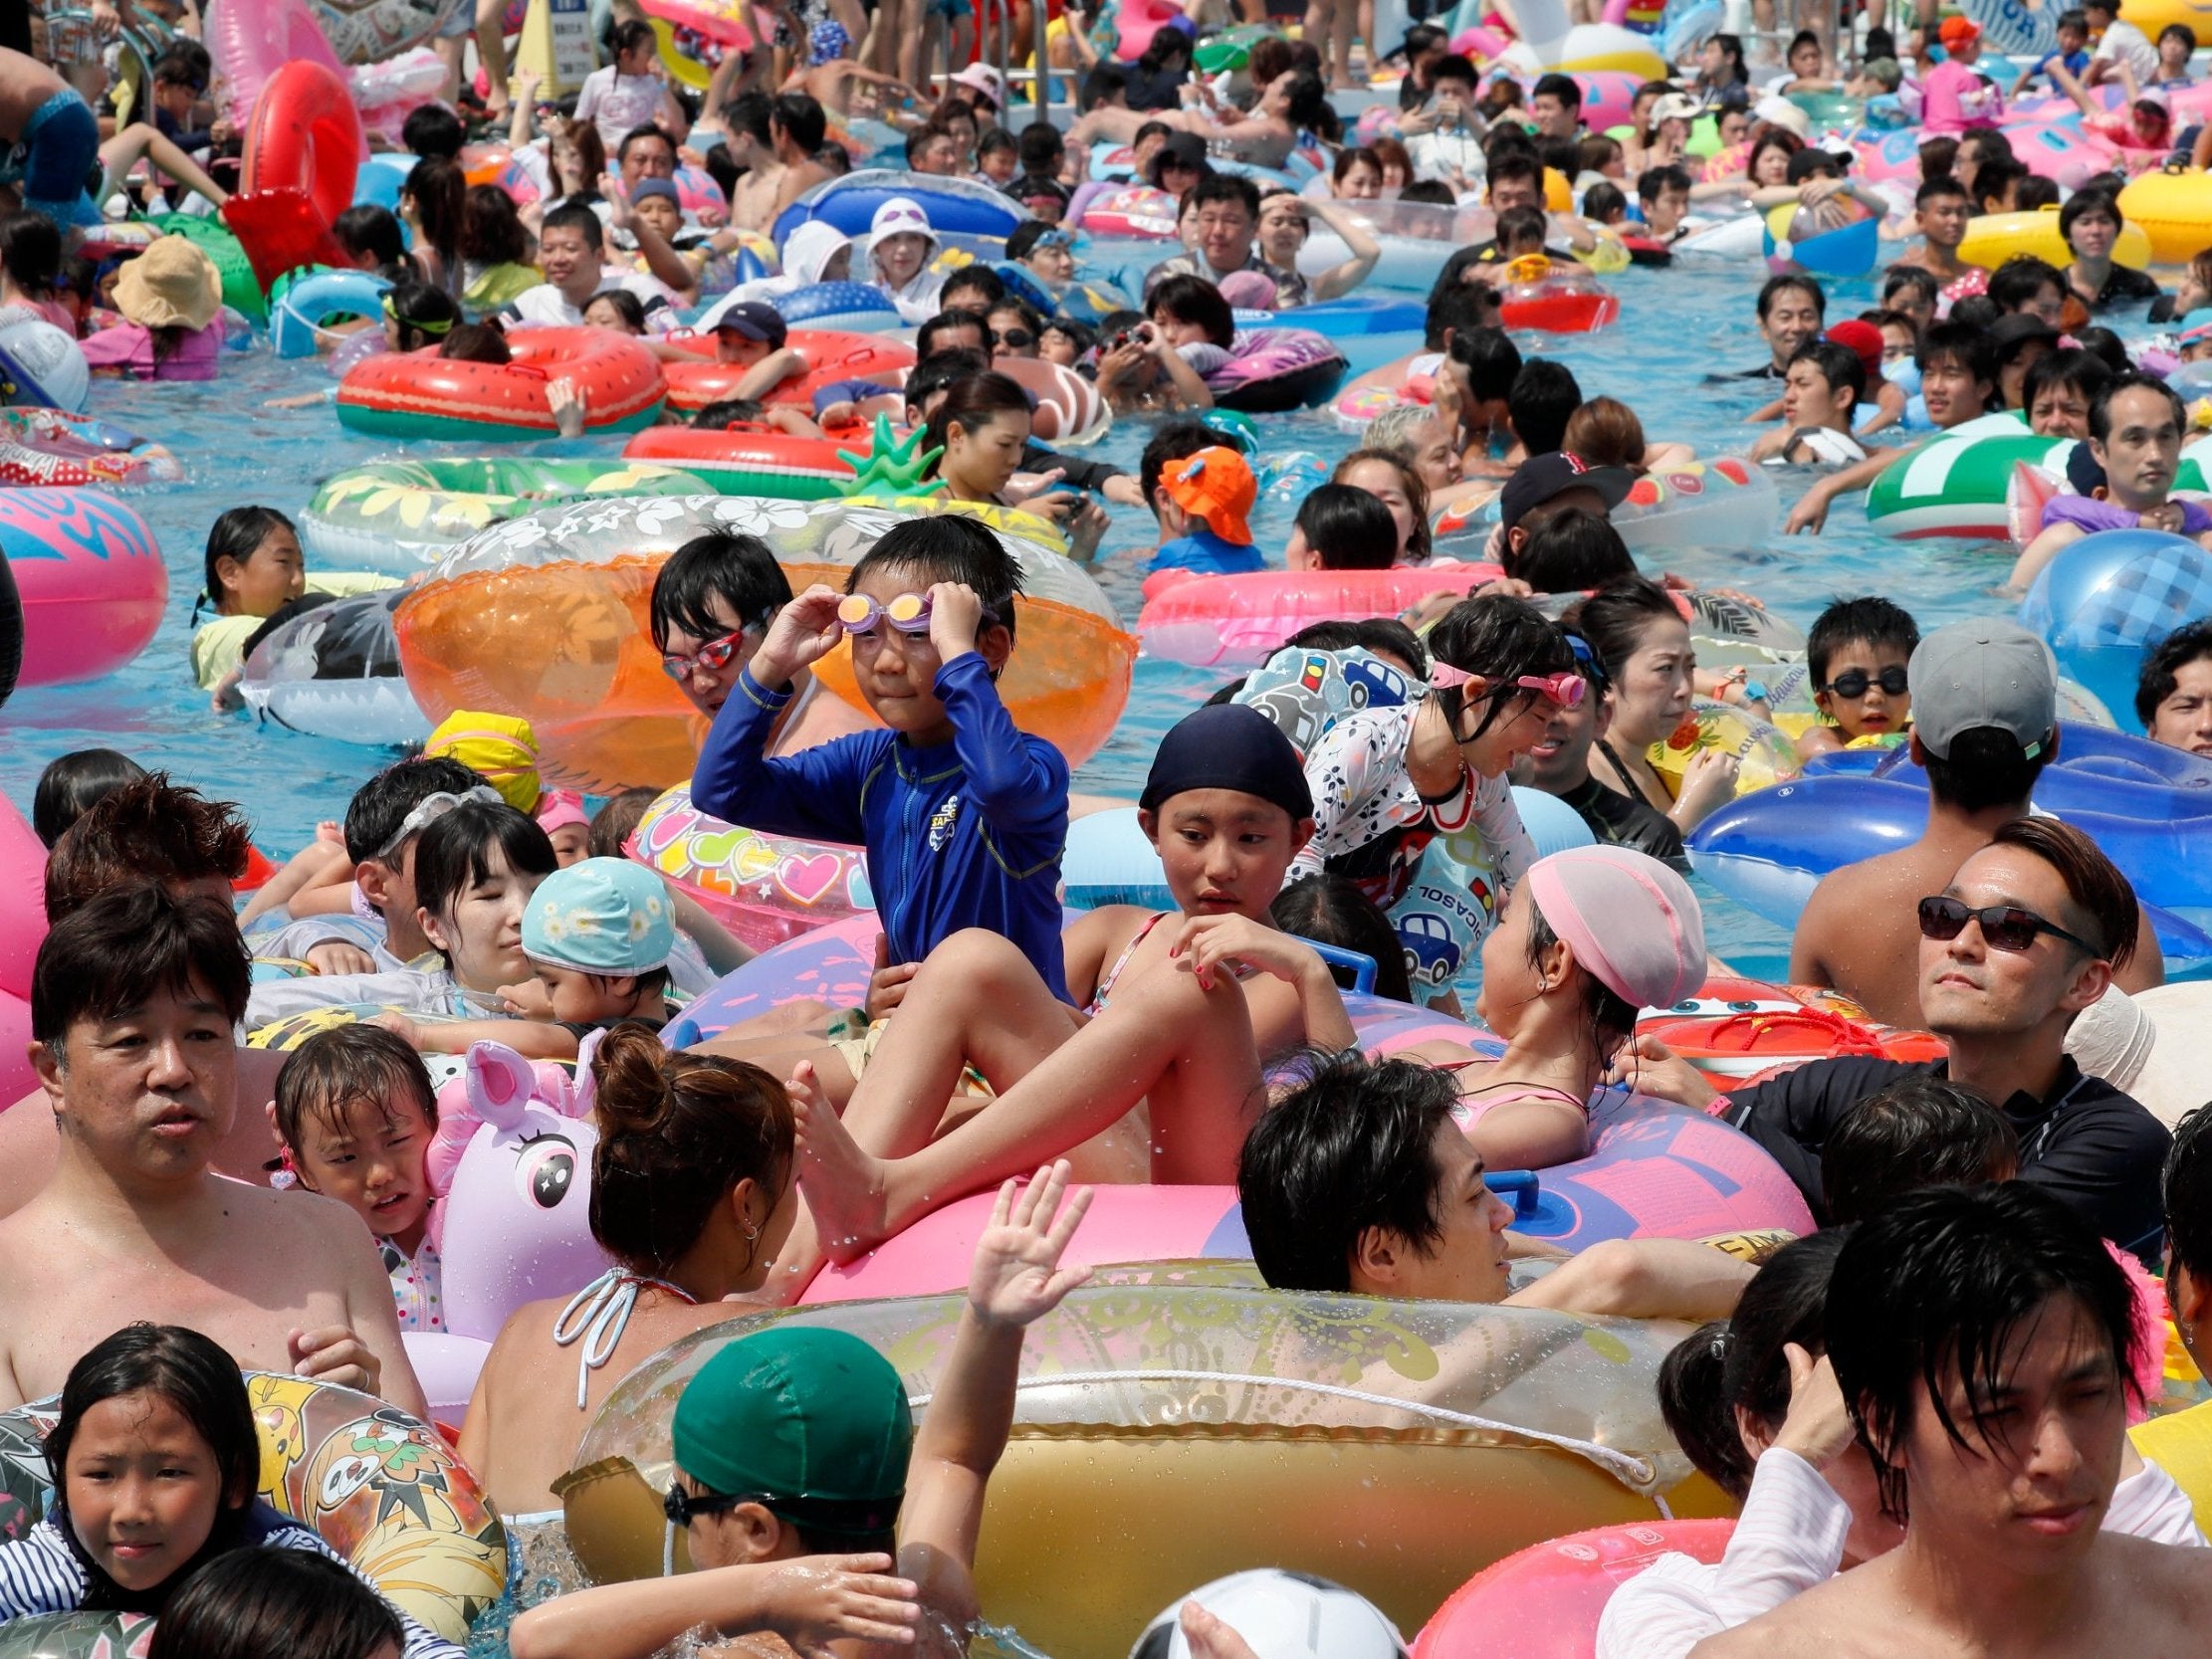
[0,489,165,687]
[1133,1569,1409,1659]
[2019,529,2212,734]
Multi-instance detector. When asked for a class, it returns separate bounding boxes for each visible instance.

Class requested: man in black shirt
[1618,816,2169,1260]
[1717,272,1827,381]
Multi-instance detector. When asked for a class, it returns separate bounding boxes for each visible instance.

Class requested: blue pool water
[0,258,2038,972]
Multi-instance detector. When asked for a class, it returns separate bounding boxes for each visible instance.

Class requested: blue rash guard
[693,653,1073,1001]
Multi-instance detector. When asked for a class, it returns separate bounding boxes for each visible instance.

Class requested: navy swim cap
[1139,704,1314,821]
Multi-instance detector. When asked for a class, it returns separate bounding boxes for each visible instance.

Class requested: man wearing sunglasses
[1624,814,2170,1263]
[1785,621,2163,1028]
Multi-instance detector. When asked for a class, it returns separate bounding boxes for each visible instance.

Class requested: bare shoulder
[1686,1579,1863,1659]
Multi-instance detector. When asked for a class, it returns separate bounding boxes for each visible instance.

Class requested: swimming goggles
[372,785,504,863]
[1429,661,1588,707]
[836,592,936,634]
[661,628,750,680]
[1915,896,2100,956]
[1818,665,1909,699]
[381,294,453,336]
[661,1479,905,1537]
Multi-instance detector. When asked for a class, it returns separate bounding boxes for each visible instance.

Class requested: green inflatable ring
[0,1612,149,1659]
[149,212,264,323]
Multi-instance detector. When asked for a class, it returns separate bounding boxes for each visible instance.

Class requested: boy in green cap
[508,1161,1094,1659]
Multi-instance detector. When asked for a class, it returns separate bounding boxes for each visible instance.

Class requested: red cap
[1825,318,1883,379]
[1939,15,1980,48]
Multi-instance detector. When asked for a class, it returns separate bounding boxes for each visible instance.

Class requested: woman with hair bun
[456,1028,794,1521]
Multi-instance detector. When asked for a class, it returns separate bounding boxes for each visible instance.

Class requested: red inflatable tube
[1135,560,1506,668]
[622,422,860,492]
[1416,1520,1736,1659]
[221,189,350,294]
[241,60,361,232]
[662,330,915,413]
[1499,292,1622,333]
[336,327,668,438]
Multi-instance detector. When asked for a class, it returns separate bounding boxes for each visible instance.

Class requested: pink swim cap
[1521,846,1706,1010]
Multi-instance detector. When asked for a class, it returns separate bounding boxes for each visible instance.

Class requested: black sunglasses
[1819,666,1908,699]
[990,327,1034,348]
[663,1482,757,1527]
[1916,896,2100,956]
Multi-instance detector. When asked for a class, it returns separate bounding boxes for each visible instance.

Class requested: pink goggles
[1429,662,1587,708]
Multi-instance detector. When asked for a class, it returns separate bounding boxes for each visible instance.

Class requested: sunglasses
[1916,896,2101,956]
[991,327,1035,349]
[372,785,505,864]
[663,1482,757,1528]
[1818,665,1909,699]
[838,592,935,634]
[661,627,751,681]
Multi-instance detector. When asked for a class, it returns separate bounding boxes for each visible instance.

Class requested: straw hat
[111,236,222,332]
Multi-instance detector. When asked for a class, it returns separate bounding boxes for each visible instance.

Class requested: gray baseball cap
[1908,620,2058,761]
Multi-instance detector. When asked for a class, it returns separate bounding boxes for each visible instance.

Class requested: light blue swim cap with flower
[522,858,675,976]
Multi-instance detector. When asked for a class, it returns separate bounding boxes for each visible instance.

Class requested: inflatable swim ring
[1863,415,2089,539]
[238,589,430,747]
[227,60,361,292]
[1136,561,1506,668]
[0,1374,502,1642]
[1205,327,1349,413]
[623,423,860,498]
[1079,182,1179,238]
[1613,459,1777,552]
[660,328,913,414]
[770,169,1022,249]
[1331,349,1433,433]
[1415,1520,1736,1659]
[630,782,872,951]
[1648,698,1803,800]
[1496,255,1620,333]
[995,354,1113,445]
[0,409,179,489]
[270,267,389,359]
[1637,977,1946,1086]
[337,327,667,440]
[560,1274,1730,1653]
[1958,206,2154,272]
[2020,528,2212,731]
[394,495,1132,792]
[774,281,904,328]
[1762,207,1880,278]
[304,0,471,63]
[0,489,165,688]
[301,456,709,572]
[2116,167,2212,263]
[204,0,351,126]
[0,793,37,1103]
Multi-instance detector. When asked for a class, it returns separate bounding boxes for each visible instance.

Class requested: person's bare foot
[316,819,343,845]
[789,1060,894,1264]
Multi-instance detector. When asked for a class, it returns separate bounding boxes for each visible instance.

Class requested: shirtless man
[1786,620,2161,1024]
[0,45,101,227]
[0,885,425,1414]
[1689,1183,2212,1659]
[728,92,835,232]
[1883,175,1983,289]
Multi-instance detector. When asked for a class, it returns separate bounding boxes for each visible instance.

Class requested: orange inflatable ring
[392,495,1133,793]
[336,327,667,440]
[1638,973,1946,1087]
[661,329,915,413]
[622,422,859,498]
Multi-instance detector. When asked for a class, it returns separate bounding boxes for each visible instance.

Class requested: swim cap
[424,711,541,812]
[1521,846,1705,1009]
[671,1327,912,1541]
[1139,704,1313,821]
[523,857,675,975]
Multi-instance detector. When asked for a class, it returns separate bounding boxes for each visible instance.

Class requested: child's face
[1782,358,1848,428]
[1142,789,1308,918]
[293,1092,434,1244]
[420,846,543,991]
[1880,319,1917,362]
[532,960,639,1025]
[549,823,592,866]
[1791,40,1821,72]
[1813,637,1911,738]
[981,147,1016,183]
[218,526,306,618]
[634,194,683,240]
[1151,311,1208,350]
[843,566,1007,741]
[65,1389,232,1592]
[2060,22,2086,51]
[2183,338,2212,364]
[1038,326,1080,366]
[714,328,770,366]
[584,296,637,333]
[875,232,930,288]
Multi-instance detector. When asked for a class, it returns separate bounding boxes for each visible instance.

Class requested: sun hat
[951,62,1008,106]
[1751,95,1810,136]
[424,711,542,811]
[1521,845,1707,1009]
[1649,92,1703,124]
[112,235,222,332]
[522,857,675,975]
[670,1327,912,1542]
[1163,446,1256,545]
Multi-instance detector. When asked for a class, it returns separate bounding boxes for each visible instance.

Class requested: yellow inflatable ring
[2117,169,2212,265]
[1957,205,2153,272]
[1647,698,1804,799]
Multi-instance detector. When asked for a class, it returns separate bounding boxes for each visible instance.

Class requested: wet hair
[0,209,60,301]
[146,1549,401,1659]
[1960,127,2015,168]
[915,309,991,358]
[1972,157,2029,212]
[1560,574,1678,692]
[588,789,660,861]
[1424,284,1500,357]
[1805,594,1919,688]
[32,884,251,1046]
[1333,447,1430,560]
[2056,187,2124,244]
[43,775,253,924]
[1140,418,1217,513]
[408,800,557,929]
[1016,120,1065,174]
[1829,1183,2139,1524]
[383,281,459,352]
[342,755,487,867]
[1533,135,1580,180]
[586,288,648,332]
[274,1024,439,1162]
[846,514,1022,644]
[1791,338,1866,404]
[588,1024,793,1275]
[1294,484,1396,571]
[201,506,297,613]
[1985,814,2138,968]
[1428,594,1575,743]
[1659,1231,1850,1501]
[438,321,511,364]
[33,748,148,848]
[402,157,465,276]
[769,91,826,152]
[1756,273,1825,322]
[941,265,1006,311]
[1916,133,1958,181]
[1399,178,1455,207]
[1947,294,1999,332]
[903,346,992,415]
[1146,272,1233,348]
[2015,173,2062,212]
[1923,725,2053,814]
[1916,317,1995,394]
[1080,62,1129,111]
[332,204,407,273]
[2070,324,2130,372]
[1560,395,1644,470]
[401,103,465,160]
[2090,369,2187,445]
[922,369,1034,479]
[1636,163,1691,205]
[1583,181,1628,223]
[1450,323,1521,399]
[1913,174,1969,212]
[1987,254,2063,314]
[2136,617,2212,726]
[1239,1049,1459,1292]
[49,1324,258,1517]
[617,122,677,168]
[2165,1104,2212,1283]
[1507,359,1583,455]
[1822,1077,2020,1226]
[650,531,791,653]
[1509,507,1636,592]
[462,183,530,267]
[1332,145,1383,188]
[147,41,209,92]
[2022,346,2111,422]
[1188,170,1261,219]
[1493,203,1549,256]
[723,91,774,144]
[1880,266,1940,315]
[540,202,606,250]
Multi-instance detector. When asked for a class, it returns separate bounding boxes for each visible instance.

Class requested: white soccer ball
[1129,1570,1410,1659]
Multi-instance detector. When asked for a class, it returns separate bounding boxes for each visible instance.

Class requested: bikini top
[1084,911,1170,1017]
[553,1268,699,1409]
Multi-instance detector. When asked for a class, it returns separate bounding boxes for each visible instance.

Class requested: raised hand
[752,584,846,684]
[968,1160,1093,1330]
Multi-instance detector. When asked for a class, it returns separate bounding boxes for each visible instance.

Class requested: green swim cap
[670,1326,913,1541]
